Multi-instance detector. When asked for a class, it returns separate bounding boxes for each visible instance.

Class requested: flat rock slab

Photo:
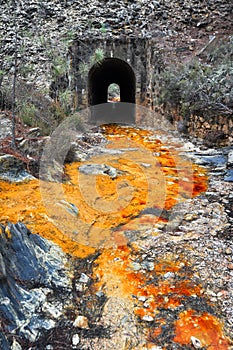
[78,163,119,179]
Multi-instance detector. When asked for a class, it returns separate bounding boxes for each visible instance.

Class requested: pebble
[184,213,198,221]
[228,150,233,165]
[79,273,90,283]
[138,296,146,302]
[141,163,152,168]
[131,262,142,271]
[163,272,175,279]
[191,336,202,349]
[73,315,89,329]
[142,315,154,322]
[225,248,232,255]
[227,264,233,270]
[141,261,154,271]
[72,334,80,346]
[217,291,228,298]
[75,282,87,292]
[11,339,22,350]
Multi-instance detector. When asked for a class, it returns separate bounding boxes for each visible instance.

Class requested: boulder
[0,222,72,343]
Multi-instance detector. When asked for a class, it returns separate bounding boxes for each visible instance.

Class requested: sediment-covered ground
[0,115,232,349]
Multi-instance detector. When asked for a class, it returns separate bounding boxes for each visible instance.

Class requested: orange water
[1,125,229,348]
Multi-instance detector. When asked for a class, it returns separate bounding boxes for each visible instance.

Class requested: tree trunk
[11,0,18,148]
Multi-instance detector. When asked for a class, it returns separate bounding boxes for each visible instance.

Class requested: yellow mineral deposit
[173,309,230,349]
[1,125,229,348]
[93,245,230,349]
[0,125,207,253]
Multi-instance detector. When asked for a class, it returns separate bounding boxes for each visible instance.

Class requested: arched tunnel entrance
[88,58,136,123]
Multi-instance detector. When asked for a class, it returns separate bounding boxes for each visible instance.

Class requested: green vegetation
[91,48,105,65]
[78,62,89,77]
[108,83,120,100]
[0,1,105,140]
[0,20,88,137]
[158,36,233,121]
[19,102,37,127]
[79,48,105,78]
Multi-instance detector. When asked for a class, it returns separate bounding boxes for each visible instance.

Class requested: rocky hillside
[0,0,232,79]
[0,3,232,348]
[0,0,232,40]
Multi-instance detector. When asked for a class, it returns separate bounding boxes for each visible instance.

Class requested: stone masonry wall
[70,37,163,109]
[173,112,233,146]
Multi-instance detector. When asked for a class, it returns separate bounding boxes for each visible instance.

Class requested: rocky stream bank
[0,113,232,349]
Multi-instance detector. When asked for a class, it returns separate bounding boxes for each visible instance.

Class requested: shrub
[158,36,233,120]
[90,48,105,66]
[19,102,37,127]
[59,89,73,115]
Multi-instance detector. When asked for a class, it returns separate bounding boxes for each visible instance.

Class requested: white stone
[228,150,233,165]
[191,336,202,349]
[0,297,10,306]
[72,334,80,346]
[141,163,152,168]
[163,272,175,279]
[42,302,63,319]
[142,315,154,322]
[79,273,90,283]
[11,339,22,350]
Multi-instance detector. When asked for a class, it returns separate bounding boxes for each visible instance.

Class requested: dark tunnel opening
[88,58,136,123]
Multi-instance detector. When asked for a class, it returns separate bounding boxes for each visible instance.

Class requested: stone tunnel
[71,37,161,124]
[88,58,136,124]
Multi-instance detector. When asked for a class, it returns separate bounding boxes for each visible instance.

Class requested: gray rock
[0,114,11,139]
[65,142,88,163]
[163,271,175,279]
[0,222,72,343]
[57,200,79,216]
[0,332,10,350]
[140,260,154,271]
[227,150,233,166]
[177,120,188,134]
[224,169,233,182]
[78,163,119,179]
[194,154,226,167]
[11,339,22,350]
[72,334,80,346]
[0,155,34,182]
[0,251,6,279]
[79,272,90,284]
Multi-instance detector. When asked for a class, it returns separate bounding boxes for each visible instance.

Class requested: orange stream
[0,124,208,253]
[93,245,230,349]
[0,125,230,348]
